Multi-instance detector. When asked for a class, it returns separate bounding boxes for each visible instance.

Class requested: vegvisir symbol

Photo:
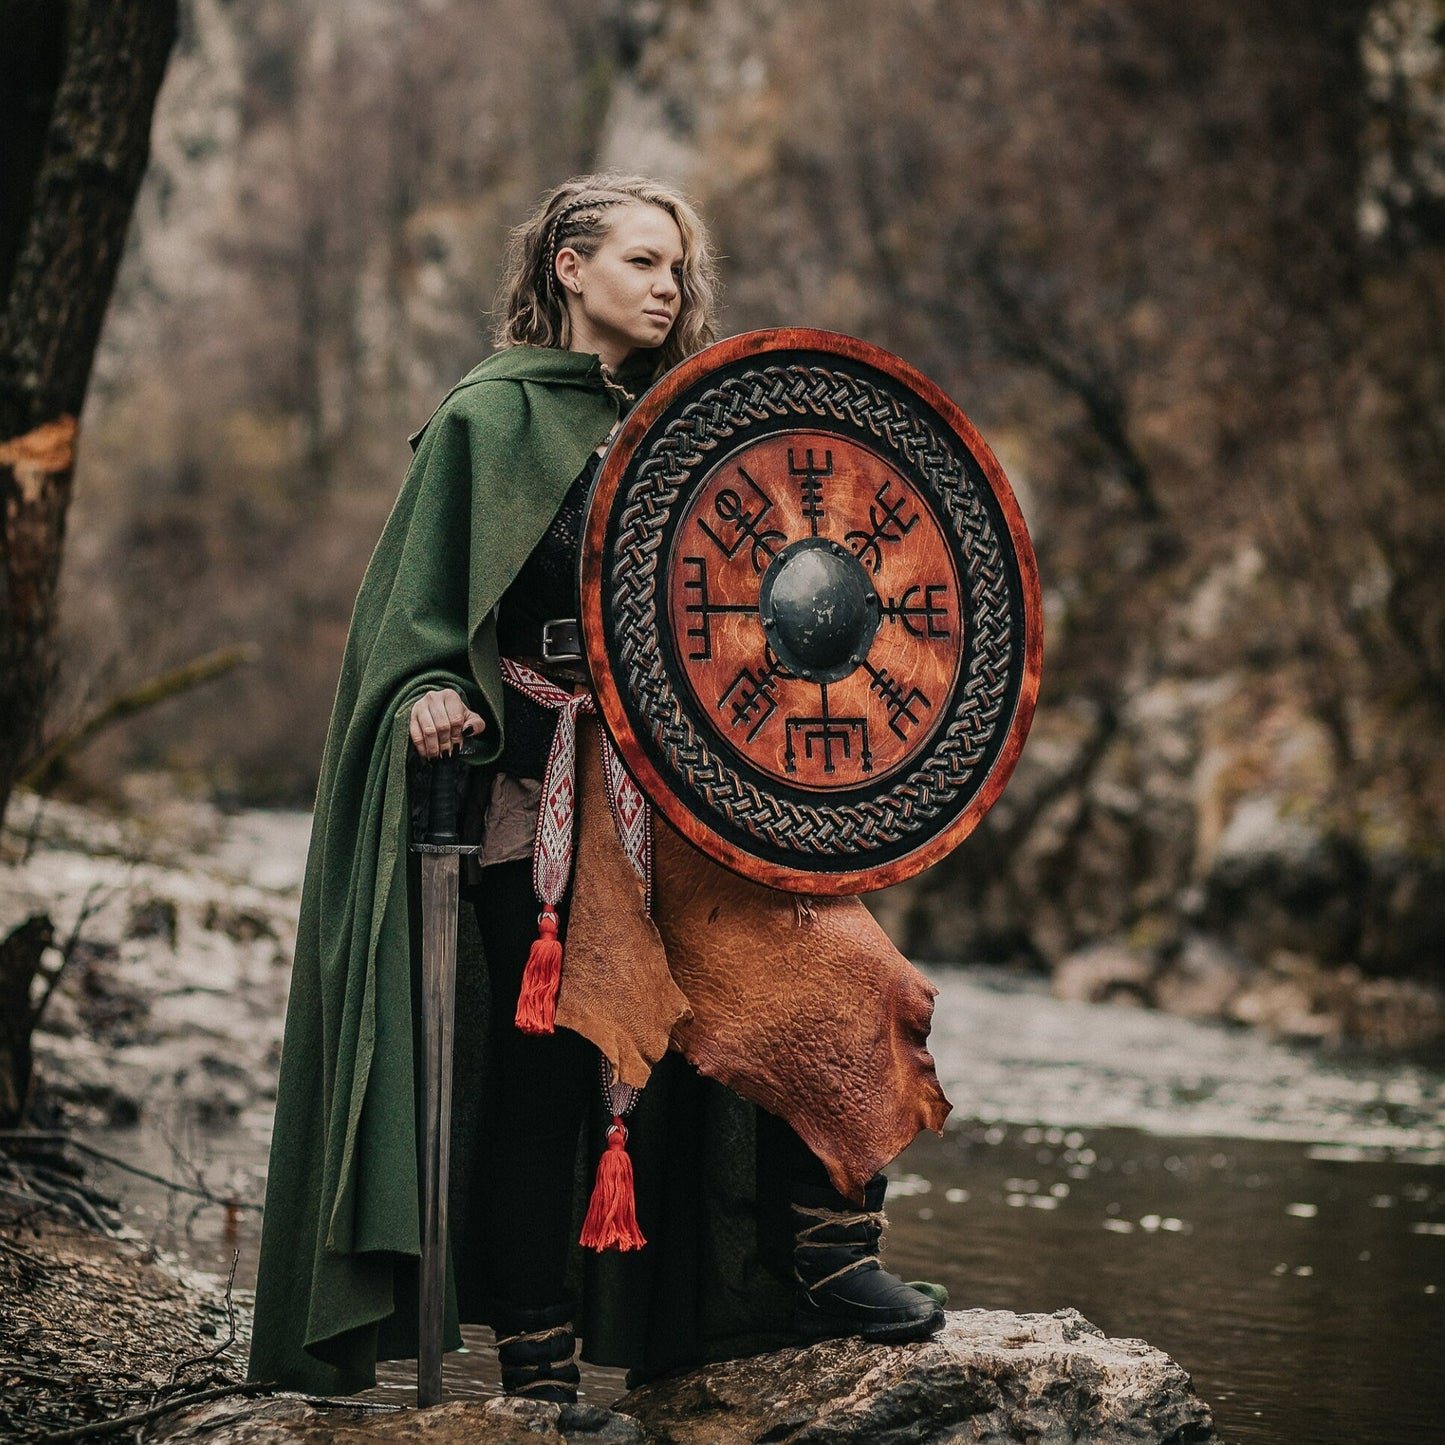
[603,354,1022,865]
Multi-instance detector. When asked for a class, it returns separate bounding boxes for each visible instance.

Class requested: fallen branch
[0,1133,261,1213]
[19,644,260,793]
[41,1381,273,1443]
[14,1148,122,1211]
[0,1172,119,1235]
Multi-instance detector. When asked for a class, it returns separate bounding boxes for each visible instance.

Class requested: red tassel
[579,1117,646,1252]
[514,907,562,1034]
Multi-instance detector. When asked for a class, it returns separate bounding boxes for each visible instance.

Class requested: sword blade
[417,850,459,1408]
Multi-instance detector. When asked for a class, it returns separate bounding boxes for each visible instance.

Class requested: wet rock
[203,900,278,943]
[1053,941,1157,1006]
[1153,934,1252,1020]
[5,791,302,1128]
[156,1393,644,1444]
[1346,973,1445,1049]
[620,1308,1218,1444]
[1202,801,1369,968]
[130,896,179,946]
[1228,952,1445,1048]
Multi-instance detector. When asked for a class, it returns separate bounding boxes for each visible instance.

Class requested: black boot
[791,1175,945,1343]
[494,1300,580,1404]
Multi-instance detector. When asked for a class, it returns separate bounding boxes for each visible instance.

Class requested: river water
[87,964,1444,1445]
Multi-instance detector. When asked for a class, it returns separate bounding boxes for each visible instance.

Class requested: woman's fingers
[408,688,486,758]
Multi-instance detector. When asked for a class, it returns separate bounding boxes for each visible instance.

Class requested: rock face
[619,1309,1218,1445]
[154,1311,1218,1445]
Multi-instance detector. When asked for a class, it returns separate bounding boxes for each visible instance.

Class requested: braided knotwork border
[608,362,1016,857]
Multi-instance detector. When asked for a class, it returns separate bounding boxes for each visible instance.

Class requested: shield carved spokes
[582,329,1042,895]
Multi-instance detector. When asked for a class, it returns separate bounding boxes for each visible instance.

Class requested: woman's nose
[654,271,679,298]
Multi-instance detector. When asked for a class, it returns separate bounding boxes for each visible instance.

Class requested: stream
[81,963,1445,1445]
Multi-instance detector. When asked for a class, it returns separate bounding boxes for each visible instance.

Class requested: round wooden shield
[581,329,1042,894]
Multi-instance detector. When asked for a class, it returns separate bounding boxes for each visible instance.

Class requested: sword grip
[415,734,483,848]
[422,751,464,847]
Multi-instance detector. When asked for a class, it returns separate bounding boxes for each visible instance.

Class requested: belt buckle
[540,618,582,665]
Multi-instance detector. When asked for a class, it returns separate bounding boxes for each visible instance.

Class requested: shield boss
[581,329,1042,894]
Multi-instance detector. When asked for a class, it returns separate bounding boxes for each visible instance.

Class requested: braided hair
[494,173,719,373]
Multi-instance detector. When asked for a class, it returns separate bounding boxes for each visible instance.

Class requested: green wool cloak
[248,347,792,1396]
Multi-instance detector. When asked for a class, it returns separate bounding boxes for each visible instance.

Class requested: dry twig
[163,1251,240,1388]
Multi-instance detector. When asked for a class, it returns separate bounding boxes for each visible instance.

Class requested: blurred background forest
[33,0,1445,1033]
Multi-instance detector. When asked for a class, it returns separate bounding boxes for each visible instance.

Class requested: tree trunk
[0,0,176,1124]
[0,0,178,827]
[0,915,53,1127]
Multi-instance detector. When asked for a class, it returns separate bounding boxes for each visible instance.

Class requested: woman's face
[556,202,684,369]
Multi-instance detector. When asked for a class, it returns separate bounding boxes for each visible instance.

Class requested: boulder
[1152,933,1252,1020]
[157,1395,644,1445]
[620,1308,1218,1445]
[1053,941,1157,1006]
[155,1310,1217,1445]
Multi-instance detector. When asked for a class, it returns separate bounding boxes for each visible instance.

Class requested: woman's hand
[409,688,486,759]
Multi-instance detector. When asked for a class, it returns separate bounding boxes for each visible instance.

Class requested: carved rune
[788,446,833,536]
[864,660,933,740]
[682,556,757,661]
[697,466,785,572]
[881,583,951,639]
[718,649,787,742]
[845,479,919,573]
[784,686,872,776]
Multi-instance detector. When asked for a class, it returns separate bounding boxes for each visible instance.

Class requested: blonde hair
[494,173,720,373]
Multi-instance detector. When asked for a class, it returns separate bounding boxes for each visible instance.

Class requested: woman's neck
[566,327,631,374]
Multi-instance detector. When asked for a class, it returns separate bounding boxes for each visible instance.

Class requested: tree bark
[0,0,178,827]
[0,915,53,1127]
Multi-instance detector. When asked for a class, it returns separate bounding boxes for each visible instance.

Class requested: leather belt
[504,616,584,665]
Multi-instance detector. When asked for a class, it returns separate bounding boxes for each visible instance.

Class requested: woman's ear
[555,247,583,296]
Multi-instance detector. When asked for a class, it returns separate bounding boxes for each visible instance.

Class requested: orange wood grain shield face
[581,329,1042,894]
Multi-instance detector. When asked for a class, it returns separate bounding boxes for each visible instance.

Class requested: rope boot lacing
[789,1176,944,1343]
[792,1202,887,1296]
[494,1306,580,1403]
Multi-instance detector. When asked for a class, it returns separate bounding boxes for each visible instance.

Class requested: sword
[410,744,478,1408]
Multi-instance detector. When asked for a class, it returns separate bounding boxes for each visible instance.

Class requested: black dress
[441,452,809,1373]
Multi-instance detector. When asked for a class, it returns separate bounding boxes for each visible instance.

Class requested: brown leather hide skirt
[558,717,951,1201]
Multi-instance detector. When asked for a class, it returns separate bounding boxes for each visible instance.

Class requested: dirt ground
[0,1172,254,1444]
[0,1155,637,1445]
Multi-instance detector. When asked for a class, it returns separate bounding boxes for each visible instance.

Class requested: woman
[248,174,943,1403]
